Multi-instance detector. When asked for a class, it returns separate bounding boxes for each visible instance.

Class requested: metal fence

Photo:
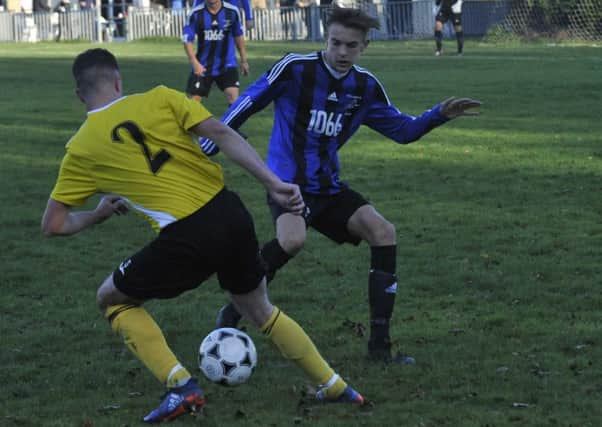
[0,0,512,43]
[127,0,510,41]
[0,9,98,41]
[127,7,188,40]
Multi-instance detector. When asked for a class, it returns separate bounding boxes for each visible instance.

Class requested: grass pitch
[1,39,601,426]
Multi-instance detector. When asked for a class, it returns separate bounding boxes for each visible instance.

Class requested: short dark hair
[72,48,119,97]
[325,4,380,35]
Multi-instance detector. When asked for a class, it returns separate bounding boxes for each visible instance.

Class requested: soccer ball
[198,327,257,386]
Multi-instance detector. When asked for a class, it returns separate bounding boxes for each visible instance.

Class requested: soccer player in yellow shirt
[41,48,363,423]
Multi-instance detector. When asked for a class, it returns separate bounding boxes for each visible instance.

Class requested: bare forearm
[60,211,103,235]
[184,42,197,64]
[235,36,247,63]
[41,196,126,237]
[193,119,278,190]
[42,209,102,237]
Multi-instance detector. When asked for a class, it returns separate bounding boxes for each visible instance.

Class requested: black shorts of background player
[186,67,240,102]
[434,0,464,56]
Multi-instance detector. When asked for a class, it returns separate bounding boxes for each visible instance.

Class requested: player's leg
[346,204,406,362]
[266,211,307,278]
[215,190,364,404]
[97,276,194,388]
[223,86,239,105]
[453,18,464,55]
[97,276,204,422]
[216,68,241,107]
[216,194,308,328]
[216,211,306,328]
[101,208,226,422]
[305,189,405,362]
[229,279,364,404]
[434,17,444,55]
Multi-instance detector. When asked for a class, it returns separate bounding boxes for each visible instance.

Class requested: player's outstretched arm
[192,118,305,215]
[41,195,128,237]
[440,97,482,119]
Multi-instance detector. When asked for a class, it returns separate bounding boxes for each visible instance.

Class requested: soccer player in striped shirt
[183,0,249,105]
[205,5,481,363]
[192,0,255,30]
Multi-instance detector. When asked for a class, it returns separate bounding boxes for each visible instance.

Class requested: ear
[362,39,370,51]
[75,88,85,104]
[115,75,122,94]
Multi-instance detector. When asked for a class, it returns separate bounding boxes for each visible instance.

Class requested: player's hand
[193,60,205,76]
[269,182,305,216]
[245,19,254,30]
[94,195,128,223]
[240,60,249,76]
[440,97,482,119]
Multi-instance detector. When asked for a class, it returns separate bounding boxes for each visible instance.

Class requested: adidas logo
[212,20,218,26]
[327,92,338,102]
[385,282,398,294]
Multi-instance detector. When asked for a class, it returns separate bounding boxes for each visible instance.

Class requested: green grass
[1,39,601,426]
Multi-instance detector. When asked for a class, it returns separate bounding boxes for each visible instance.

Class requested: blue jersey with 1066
[220,52,449,195]
[182,2,243,76]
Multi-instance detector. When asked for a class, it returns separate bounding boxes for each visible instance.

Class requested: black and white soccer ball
[198,327,257,386]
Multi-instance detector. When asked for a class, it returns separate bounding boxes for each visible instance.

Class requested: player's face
[323,23,367,73]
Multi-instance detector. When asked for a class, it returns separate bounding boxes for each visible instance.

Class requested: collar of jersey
[87,96,127,115]
[320,51,350,80]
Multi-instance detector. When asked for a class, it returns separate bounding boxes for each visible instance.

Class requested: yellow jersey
[50,85,224,231]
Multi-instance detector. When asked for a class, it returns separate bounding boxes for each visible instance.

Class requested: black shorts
[267,188,369,245]
[186,67,240,97]
[113,189,264,300]
[436,8,462,26]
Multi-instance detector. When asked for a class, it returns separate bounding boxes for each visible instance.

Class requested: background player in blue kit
[202,5,481,363]
[192,0,255,30]
[183,0,249,105]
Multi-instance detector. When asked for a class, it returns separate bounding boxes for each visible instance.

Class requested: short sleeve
[159,86,213,130]
[50,152,97,206]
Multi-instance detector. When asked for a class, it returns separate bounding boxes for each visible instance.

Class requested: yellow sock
[261,306,347,398]
[105,304,191,388]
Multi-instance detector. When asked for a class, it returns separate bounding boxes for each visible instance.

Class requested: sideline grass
[1,40,601,426]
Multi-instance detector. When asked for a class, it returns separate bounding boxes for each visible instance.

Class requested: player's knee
[279,233,305,255]
[96,274,136,311]
[244,301,274,328]
[369,220,396,246]
[232,280,273,328]
[96,281,111,311]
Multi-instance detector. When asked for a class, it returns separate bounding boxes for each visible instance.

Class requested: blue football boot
[316,385,365,406]
[143,378,205,423]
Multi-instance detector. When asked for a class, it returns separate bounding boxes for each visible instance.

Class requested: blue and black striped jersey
[215,52,450,194]
[182,2,244,77]
[192,0,253,22]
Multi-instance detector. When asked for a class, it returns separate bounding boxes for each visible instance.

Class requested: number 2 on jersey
[111,121,171,174]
